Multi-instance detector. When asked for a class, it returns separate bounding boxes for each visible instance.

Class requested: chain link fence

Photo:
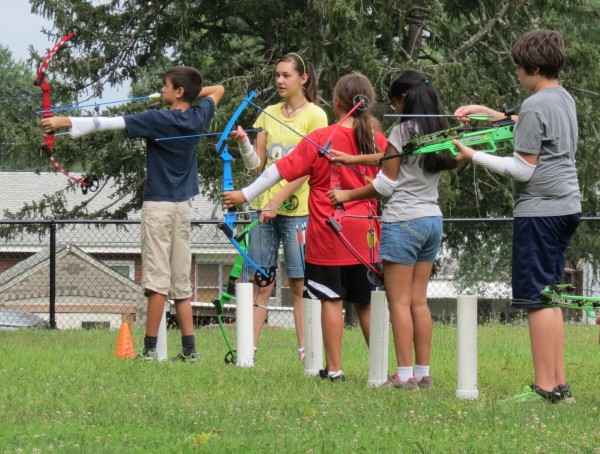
[1,218,599,330]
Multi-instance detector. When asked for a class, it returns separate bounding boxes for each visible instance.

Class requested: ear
[300,72,309,87]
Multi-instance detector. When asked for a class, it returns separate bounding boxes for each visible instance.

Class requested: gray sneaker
[134,349,158,362]
[417,376,434,389]
[383,374,419,390]
[171,351,200,363]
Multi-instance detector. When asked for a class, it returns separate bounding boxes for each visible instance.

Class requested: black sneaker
[557,383,576,403]
[511,384,561,403]
[170,351,200,363]
[319,369,345,382]
[133,349,157,362]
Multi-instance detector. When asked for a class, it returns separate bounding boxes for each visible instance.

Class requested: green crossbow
[379,112,516,162]
[541,284,600,319]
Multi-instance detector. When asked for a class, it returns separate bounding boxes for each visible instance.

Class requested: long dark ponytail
[388,70,457,173]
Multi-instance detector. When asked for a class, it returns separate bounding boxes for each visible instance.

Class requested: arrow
[383,113,494,121]
[155,128,263,142]
[37,93,162,114]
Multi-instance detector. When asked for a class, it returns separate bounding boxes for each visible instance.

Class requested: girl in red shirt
[224,72,387,381]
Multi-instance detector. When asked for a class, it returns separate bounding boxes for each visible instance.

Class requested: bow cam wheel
[367,262,384,286]
[224,350,236,364]
[81,174,99,195]
[353,94,370,111]
[254,266,276,287]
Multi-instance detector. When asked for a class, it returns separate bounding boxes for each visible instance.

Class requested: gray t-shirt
[513,85,581,216]
[382,121,443,222]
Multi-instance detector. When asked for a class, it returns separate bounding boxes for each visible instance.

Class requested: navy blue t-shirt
[124,97,215,202]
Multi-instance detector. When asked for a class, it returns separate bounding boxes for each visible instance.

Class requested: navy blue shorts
[511,214,580,309]
[304,263,372,305]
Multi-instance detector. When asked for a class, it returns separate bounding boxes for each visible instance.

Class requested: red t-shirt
[276,124,387,266]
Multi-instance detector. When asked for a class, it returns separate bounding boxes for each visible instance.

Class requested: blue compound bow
[214,90,276,288]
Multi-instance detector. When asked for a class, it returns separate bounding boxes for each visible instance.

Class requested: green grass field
[0,323,599,453]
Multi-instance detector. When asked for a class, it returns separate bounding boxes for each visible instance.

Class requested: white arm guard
[69,116,126,138]
[372,170,398,197]
[238,139,261,170]
[472,152,536,182]
[241,164,282,203]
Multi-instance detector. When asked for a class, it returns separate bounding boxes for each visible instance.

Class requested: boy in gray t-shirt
[453,30,580,403]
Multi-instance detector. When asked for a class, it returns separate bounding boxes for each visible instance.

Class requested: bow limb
[216,91,275,287]
[212,218,259,364]
[35,32,99,195]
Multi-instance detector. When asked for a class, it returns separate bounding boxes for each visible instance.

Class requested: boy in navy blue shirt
[41,67,225,361]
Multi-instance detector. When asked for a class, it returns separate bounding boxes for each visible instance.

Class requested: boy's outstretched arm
[40,115,125,138]
[40,116,72,132]
[453,139,537,182]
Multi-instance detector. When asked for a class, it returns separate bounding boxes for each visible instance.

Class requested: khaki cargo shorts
[141,200,192,299]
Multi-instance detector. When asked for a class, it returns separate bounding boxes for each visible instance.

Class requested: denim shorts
[378,216,443,265]
[511,214,580,309]
[246,213,308,279]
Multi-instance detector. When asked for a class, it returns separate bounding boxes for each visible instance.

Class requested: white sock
[397,366,413,382]
[328,369,344,378]
[298,348,305,354]
[414,365,430,380]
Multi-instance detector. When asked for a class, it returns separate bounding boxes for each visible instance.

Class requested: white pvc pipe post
[303,298,323,376]
[456,294,479,399]
[156,302,168,362]
[368,290,389,386]
[236,282,254,367]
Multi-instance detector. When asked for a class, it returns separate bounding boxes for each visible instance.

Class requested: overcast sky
[1,4,129,104]
[0,4,53,63]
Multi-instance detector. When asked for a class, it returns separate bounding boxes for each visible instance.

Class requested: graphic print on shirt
[266,142,296,163]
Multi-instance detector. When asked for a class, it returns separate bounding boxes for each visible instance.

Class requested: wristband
[239,139,260,170]
[372,170,398,197]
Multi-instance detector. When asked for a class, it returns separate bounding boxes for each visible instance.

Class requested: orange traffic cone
[115,322,135,359]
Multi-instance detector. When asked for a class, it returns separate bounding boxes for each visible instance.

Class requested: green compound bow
[541,284,600,319]
[212,197,298,364]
